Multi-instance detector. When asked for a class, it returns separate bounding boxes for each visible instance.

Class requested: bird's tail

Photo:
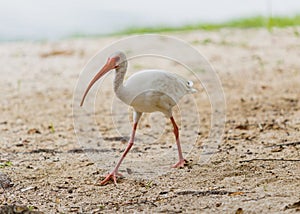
[187,80,197,93]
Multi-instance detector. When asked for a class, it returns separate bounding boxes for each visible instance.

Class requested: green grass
[0,161,12,168]
[114,15,300,35]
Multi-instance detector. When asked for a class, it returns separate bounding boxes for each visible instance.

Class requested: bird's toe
[172,159,187,168]
[100,171,123,185]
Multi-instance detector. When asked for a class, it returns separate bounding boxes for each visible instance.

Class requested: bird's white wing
[123,70,195,103]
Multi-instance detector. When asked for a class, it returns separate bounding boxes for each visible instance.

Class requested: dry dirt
[0,28,300,213]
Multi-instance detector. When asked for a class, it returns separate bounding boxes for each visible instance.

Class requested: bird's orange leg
[100,112,141,185]
[170,116,187,168]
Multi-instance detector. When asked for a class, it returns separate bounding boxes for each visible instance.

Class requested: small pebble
[0,172,13,189]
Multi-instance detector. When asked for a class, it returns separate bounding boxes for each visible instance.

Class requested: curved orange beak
[80,57,118,106]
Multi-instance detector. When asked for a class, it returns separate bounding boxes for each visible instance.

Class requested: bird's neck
[113,66,126,94]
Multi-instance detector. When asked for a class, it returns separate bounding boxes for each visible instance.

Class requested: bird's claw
[100,171,123,185]
[172,159,187,168]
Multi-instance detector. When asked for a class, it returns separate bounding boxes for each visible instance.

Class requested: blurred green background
[1,0,300,41]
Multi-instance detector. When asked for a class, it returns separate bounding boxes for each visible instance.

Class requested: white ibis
[80,51,197,185]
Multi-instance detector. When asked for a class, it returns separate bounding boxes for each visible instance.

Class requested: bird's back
[118,70,196,116]
[125,70,195,98]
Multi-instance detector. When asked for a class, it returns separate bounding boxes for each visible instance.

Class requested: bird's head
[110,51,127,68]
[80,51,127,106]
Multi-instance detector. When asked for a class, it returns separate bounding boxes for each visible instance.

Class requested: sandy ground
[0,28,300,213]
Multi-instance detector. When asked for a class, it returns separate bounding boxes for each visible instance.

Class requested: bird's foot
[100,171,123,186]
[172,159,187,168]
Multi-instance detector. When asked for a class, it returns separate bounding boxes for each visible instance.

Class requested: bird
[80,51,197,185]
